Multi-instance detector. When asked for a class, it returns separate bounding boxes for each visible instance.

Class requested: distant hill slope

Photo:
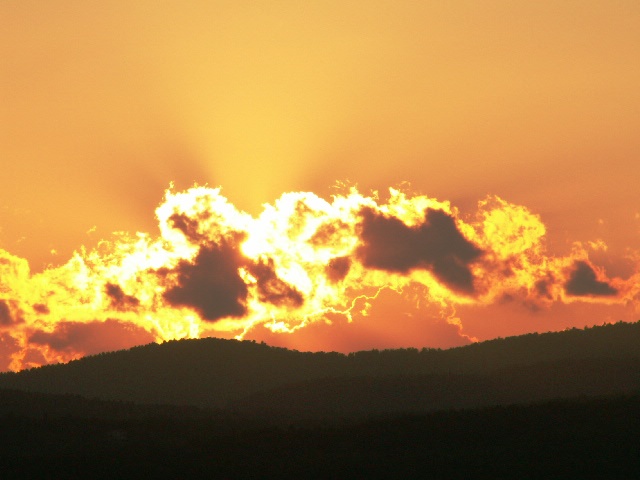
[0,388,215,421]
[0,321,639,411]
[232,357,640,421]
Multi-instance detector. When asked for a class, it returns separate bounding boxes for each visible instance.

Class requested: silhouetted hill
[0,338,347,407]
[232,357,640,422]
[0,321,639,413]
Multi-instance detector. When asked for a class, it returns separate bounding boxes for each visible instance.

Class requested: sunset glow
[0,185,638,370]
[1,1,639,370]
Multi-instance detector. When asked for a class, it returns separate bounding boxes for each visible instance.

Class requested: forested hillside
[0,321,638,411]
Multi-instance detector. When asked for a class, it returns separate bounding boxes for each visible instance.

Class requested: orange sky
[1,1,640,370]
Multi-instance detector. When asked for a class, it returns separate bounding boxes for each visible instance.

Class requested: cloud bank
[0,185,637,371]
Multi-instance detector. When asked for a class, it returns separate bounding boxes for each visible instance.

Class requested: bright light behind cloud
[0,185,638,371]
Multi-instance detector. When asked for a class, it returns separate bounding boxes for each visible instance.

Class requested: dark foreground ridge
[0,393,639,478]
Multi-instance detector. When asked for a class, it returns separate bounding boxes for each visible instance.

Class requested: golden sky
[1,1,639,369]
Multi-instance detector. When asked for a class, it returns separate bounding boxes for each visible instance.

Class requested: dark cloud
[32,303,50,314]
[161,236,249,321]
[105,283,140,311]
[356,208,483,293]
[168,213,205,242]
[0,332,20,371]
[534,277,554,300]
[564,261,618,297]
[28,320,155,355]
[249,259,304,308]
[0,301,12,325]
[0,300,22,326]
[497,292,544,313]
[325,257,351,283]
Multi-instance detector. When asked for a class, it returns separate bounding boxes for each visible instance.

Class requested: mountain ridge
[0,320,638,413]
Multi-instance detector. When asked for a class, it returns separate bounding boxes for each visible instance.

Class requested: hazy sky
[1,1,639,368]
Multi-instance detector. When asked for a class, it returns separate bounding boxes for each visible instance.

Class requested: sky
[1,1,639,371]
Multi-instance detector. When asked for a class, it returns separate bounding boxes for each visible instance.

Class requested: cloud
[2,185,639,372]
[32,303,50,314]
[534,278,554,300]
[167,212,206,242]
[161,236,249,321]
[0,301,13,325]
[356,207,483,293]
[325,257,351,283]
[105,283,140,311]
[249,259,304,308]
[28,319,156,355]
[0,300,22,326]
[0,332,20,371]
[310,220,351,246]
[564,261,618,297]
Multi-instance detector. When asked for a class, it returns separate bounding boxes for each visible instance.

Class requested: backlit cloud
[357,207,483,294]
[565,261,618,297]
[161,238,249,321]
[0,184,637,371]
